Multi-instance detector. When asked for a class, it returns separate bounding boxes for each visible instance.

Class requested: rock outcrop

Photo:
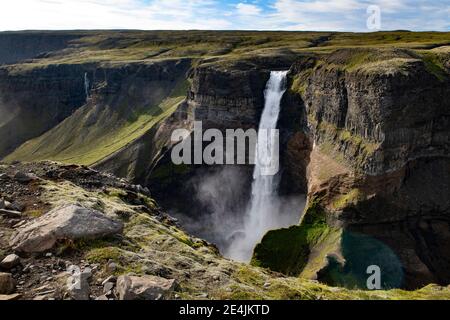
[10,204,123,253]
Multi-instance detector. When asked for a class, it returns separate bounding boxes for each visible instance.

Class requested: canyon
[0,31,449,299]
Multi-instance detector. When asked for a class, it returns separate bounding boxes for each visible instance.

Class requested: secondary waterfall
[84,72,90,99]
[226,70,291,262]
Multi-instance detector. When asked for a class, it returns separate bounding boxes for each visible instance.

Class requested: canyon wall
[0,64,89,158]
[4,59,191,168]
[2,33,449,290]
[253,48,450,289]
[0,32,80,64]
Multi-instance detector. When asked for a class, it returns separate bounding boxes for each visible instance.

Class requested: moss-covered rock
[251,198,332,276]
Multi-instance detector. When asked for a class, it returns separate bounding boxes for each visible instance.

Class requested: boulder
[10,204,123,253]
[0,273,16,294]
[0,254,21,269]
[14,171,37,183]
[116,275,176,300]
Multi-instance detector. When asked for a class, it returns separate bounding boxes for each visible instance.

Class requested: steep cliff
[253,47,450,289]
[0,32,81,64]
[0,63,89,158]
[4,59,191,169]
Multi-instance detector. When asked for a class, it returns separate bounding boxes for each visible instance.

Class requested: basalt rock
[10,204,123,253]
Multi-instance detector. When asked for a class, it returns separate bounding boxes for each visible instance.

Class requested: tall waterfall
[226,70,291,262]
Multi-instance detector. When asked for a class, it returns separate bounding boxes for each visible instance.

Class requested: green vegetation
[2,30,449,71]
[5,78,187,166]
[332,189,363,210]
[316,120,380,169]
[419,51,448,81]
[252,198,333,276]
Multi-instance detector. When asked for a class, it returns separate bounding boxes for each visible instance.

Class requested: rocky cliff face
[0,64,89,158]
[4,59,191,169]
[253,48,450,289]
[179,62,270,129]
[0,32,80,65]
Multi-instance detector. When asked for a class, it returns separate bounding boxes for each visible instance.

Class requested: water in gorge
[225,70,303,262]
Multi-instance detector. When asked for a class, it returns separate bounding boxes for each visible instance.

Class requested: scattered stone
[45,253,53,258]
[197,293,209,299]
[22,264,32,273]
[10,202,25,212]
[106,262,117,273]
[82,267,92,279]
[103,282,115,293]
[67,267,92,301]
[0,273,16,294]
[95,295,109,301]
[0,209,22,218]
[102,276,117,286]
[14,171,37,183]
[0,173,8,180]
[116,275,176,300]
[0,199,5,209]
[12,221,27,228]
[0,293,22,300]
[263,282,271,289]
[10,204,124,253]
[0,254,21,269]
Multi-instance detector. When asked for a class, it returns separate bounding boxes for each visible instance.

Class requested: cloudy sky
[0,0,448,31]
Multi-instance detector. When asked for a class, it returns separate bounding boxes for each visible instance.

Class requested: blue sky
[0,0,448,31]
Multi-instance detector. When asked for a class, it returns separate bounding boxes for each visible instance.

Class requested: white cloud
[0,0,231,30]
[236,3,262,16]
[0,0,448,31]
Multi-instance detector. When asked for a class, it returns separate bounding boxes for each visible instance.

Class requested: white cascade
[226,70,290,262]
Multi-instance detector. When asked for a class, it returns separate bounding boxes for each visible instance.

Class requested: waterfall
[226,70,291,262]
[84,72,90,99]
